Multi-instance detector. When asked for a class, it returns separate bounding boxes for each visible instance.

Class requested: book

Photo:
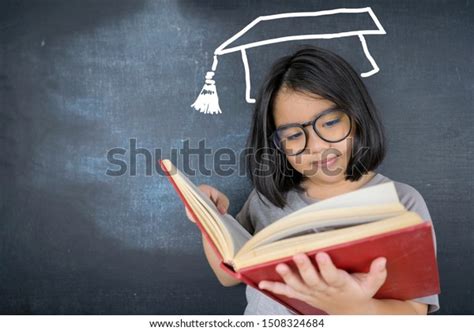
[160,159,440,315]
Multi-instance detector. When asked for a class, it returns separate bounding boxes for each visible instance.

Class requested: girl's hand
[258,252,388,315]
[185,184,229,223]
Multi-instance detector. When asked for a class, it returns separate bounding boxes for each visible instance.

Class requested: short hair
[245,46,386,209]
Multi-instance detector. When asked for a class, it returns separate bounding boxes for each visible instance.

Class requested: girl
[185,47,439,315]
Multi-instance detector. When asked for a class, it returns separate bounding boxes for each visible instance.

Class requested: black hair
[245,46,386,209]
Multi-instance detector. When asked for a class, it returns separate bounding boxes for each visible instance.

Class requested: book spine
[219,261,241,279]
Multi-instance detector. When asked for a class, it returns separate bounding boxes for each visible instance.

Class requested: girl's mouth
[312,155,339,167]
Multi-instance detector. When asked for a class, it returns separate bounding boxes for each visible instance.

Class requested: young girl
[185,47,439,315]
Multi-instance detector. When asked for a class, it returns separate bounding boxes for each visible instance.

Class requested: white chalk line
[212,7,386,104]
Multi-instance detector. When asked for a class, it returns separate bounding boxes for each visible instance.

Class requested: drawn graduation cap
[191,7,386,115]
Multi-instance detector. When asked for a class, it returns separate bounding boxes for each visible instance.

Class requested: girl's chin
[301,168,346,181]
[300,159,346,179]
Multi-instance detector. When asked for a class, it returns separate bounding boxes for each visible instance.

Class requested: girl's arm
[258,252,430,315]
[361,298,427,314]
[202,233,241,287]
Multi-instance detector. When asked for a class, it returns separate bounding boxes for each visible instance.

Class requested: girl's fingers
[213,192,229,214]
[316,252,346,288]
[293,253,328,291]
[187,184,228,223]
[199,184,229,214]
[258,280,301,300]
[274,263,308,293]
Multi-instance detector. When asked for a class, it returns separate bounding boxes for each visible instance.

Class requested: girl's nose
[305,127,331,153]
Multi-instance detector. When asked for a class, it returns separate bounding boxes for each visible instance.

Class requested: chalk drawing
[192,7,386,114]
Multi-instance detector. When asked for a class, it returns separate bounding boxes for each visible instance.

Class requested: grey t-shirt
[235,173,440,314]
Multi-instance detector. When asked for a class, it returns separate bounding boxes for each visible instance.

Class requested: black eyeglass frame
[271,108,353,156]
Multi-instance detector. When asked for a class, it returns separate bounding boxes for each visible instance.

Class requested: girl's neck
[301,171,377,201]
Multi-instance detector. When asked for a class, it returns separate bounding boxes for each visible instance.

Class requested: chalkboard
[1,0,472,314]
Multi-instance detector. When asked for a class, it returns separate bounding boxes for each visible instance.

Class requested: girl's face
[272,88,354,186]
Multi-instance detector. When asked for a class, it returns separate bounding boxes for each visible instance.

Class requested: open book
[160,159,440,315]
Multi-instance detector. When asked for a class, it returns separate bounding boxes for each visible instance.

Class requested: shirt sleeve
[395,182,440,313]
[235,190,256,235]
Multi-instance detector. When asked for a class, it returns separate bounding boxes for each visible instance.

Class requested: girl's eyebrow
[276,106,339,129]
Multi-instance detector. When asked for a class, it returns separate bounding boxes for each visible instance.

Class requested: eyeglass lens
[275,110,351,155]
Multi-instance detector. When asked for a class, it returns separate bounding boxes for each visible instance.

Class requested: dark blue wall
[0,0,472,314]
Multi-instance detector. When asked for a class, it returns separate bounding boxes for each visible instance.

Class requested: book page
[162,159,251,259]
[237,203,406,255]
[233,212,423,270]
[179,176,252,259]
[174,176,226,255]
[236,182,403,255]
[246,204,405,250]
[181,182,251,259]
[279,182,399,221]
[220,214,252,255]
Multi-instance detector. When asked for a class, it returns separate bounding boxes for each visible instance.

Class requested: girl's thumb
[367,257,387,292]
[217,200,228,214]
[211,192,229,215]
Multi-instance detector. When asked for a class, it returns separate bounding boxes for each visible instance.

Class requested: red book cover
[227,222,440,314]
[160,159,441,315]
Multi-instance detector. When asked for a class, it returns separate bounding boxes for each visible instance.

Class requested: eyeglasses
[272,108,352,156]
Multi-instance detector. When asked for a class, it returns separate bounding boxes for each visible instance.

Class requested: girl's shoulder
[235,188,299,234]
[374,173,432,222]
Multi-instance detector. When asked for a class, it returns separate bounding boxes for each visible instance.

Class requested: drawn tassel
[191,71,221,114]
